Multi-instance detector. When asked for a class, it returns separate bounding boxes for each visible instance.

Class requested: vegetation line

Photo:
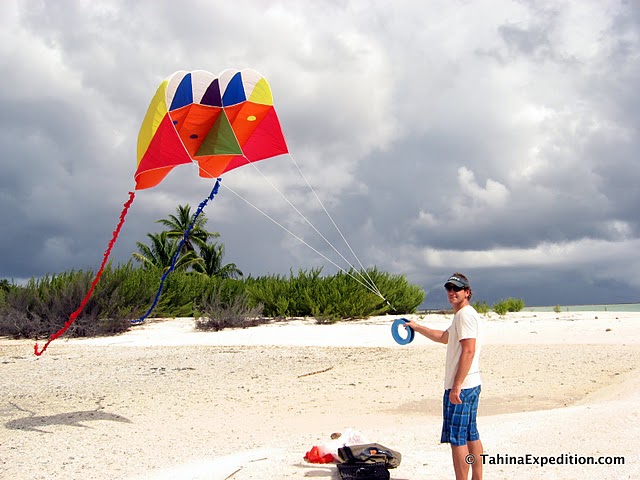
[0,204,526,341]
[0,205,425,340]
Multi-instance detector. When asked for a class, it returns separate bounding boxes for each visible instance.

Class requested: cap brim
[445,280,466,288]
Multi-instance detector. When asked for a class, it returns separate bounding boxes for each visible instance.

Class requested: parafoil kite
[34,69,288,355]
[135,69,288,189]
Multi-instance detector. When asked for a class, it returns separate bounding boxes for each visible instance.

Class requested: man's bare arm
[404,320,449,344]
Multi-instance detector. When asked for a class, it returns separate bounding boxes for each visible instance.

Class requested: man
[404,272,483,480]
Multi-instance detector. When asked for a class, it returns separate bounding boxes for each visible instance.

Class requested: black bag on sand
[338,443,402,468]
[337,444,402,480]
[337,461,390,480]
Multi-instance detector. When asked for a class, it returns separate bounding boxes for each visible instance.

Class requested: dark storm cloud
[0,0,638,307]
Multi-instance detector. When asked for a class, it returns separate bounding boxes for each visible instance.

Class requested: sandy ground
[1,311,639,479]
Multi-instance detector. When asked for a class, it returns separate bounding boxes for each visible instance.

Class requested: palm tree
[132,232,203,272]
[156,204,219,254]
[193,242,243,279]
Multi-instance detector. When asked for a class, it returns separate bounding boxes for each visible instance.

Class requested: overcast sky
[1,0,639,309]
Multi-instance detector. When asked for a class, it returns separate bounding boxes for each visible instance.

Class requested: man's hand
[449,386,462,404]
[403,319,418,330]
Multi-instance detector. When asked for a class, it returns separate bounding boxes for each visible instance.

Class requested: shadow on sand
[5,402,132,433]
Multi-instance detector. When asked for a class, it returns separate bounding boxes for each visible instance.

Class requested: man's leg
[468,439,483,480]
[450,439,483,480]
[466,386,483,480]
[451,444,471,480]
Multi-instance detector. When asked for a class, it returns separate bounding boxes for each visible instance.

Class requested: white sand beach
[1,311,639,479]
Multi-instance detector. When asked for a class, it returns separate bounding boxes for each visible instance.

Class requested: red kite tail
[34,191,136,356]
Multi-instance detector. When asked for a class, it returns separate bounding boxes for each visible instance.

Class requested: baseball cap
[444,274,469,289]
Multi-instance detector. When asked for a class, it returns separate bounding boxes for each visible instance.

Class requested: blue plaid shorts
[441,385,481,446]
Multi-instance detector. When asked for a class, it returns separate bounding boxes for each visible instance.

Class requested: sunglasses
[445,284,465,292]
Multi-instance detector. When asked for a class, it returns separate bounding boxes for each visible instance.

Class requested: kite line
[199,158,390,306]
[286,152,387,300]
[34,191,136,356]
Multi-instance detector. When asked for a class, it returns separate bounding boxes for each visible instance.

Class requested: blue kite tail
[131,178,222,325]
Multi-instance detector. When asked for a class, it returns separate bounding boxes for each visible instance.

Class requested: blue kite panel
[221,72,247,106]
[170,73,194,111]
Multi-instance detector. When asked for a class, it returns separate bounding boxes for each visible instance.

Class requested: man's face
[445,283,468,307]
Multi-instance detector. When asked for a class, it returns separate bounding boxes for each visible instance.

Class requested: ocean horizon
[421,303,640,313]
[523,303,640,313]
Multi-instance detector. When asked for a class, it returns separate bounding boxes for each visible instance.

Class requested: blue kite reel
[391,318,415,345]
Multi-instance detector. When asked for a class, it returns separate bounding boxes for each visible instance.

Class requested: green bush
[0,279,14,308]
[0,267,132,339]
[91,262,159,321]
[507,297,525,311]
[472,301,490,315]
[492,300,509,316]
[0,264,425,339]
[245,267,424,321]
[194,280,267,331]
[492,297,525,316]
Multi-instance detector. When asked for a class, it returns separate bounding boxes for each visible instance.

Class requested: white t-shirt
[444,304,483,390]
